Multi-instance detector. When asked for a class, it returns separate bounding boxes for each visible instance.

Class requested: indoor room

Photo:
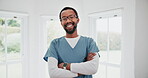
[0,0,148,78]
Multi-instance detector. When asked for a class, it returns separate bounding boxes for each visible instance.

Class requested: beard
[64,22,77,34]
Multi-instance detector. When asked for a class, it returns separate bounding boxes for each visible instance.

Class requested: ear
[60,21,63,25]
[77,18,80,23]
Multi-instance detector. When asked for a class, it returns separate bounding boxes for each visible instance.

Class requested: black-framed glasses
[61,15,77,21]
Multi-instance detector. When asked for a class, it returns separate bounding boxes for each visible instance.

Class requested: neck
[65,30,78,38]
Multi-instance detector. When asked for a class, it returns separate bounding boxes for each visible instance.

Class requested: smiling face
[60,9,79,34]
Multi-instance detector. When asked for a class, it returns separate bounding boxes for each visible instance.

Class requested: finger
[58,63,64,69]
[89,53,95,58]
[87,53,96,61]
[89,56,94,59]
[87,56,94,60]
[88,52,96,56]
[87,58,91,61]
[90,52,96,56]
[90,58,93,60]
[89,54,94,58]
[88,58,93,61]
[89,53,96,57]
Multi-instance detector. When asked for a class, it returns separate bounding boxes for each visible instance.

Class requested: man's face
[60,9,79,34]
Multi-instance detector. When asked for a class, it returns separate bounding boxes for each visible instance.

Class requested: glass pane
[2,18,21,61]
[108,17,122,64]
[0,65,6,78]
[93,64,106,78]
[108,50,121,64]
[8,63,22,78]
[0,17,5,63]
[6,18,21,61]
[46,18,64,46]
[99,51,107,63]
[107,66,120,78]
[96,18,108,62]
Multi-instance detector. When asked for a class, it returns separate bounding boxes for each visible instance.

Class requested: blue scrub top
[43,36,99,78]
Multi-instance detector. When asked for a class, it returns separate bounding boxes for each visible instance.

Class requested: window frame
[0,11,29,78]
[88,9,122,78]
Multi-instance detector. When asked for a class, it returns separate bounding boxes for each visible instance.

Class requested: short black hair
[59,7,79,21]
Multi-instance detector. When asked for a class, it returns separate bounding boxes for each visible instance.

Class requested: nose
[66,17,72,22]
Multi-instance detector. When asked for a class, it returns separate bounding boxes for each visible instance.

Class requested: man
[43,7,100,78]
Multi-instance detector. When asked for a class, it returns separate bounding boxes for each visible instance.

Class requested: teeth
[67,25,72,27]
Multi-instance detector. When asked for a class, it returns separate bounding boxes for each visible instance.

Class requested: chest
[57,38,88,63]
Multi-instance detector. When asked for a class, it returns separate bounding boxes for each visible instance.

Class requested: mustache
[64,22,75,27]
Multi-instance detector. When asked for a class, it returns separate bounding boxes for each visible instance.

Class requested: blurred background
[0,0,148,78]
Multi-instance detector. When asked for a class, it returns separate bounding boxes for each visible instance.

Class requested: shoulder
[51,36,64,44]
[80,36,97,46]
[81,36,94,42]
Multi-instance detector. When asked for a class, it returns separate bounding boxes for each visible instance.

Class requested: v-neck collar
[63,36,81,50]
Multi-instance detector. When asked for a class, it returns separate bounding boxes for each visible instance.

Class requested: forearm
[70,53,99,75]
[48,57,78,78]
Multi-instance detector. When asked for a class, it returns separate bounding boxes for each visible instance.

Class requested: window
[46,17,65,46]
[0,11,29,78]
[41,16,64,78]
[88,9,122,78]
[41,16,65,47]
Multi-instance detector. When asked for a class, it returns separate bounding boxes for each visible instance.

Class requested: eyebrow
[61,16,67,18]
[61,15,75,18]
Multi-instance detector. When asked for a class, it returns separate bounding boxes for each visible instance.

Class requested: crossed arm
[48,52,99,78]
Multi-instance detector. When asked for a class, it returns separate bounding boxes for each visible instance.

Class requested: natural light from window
[0,17,22,78]
[89,10,122,78]
[0,12,28,78]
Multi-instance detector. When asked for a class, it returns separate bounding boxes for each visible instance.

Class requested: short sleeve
[43,40,59,62]
[87,38,100,57]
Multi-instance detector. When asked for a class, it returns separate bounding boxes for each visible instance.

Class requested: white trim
[0,11,29,78]
[88,9,122,78]
[0,60,22,65]
[21,14,29,78]
[39,15,63,78]
[99,62,120,68]
[88,8,123,18]
[39,15,59,78]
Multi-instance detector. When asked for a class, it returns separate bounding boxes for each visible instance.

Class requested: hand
[86,52,96,61]
[58,63,64,69]
[58,63,71,70]
[78,73,83,76]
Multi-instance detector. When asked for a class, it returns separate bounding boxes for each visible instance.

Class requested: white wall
[82,0,135,78]
[135,0,148,78]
